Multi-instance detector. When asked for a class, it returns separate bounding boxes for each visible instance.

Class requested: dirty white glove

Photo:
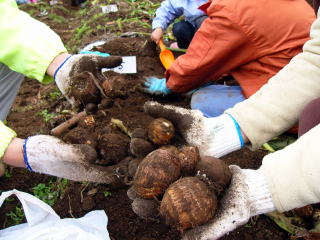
[23,135,125,183]
[54,54,122,106]
[144,101,244,157]
[183,166,276,240]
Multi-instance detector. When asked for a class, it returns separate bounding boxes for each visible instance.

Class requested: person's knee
[190,85,245,118]
[172,21,195,48]
[298,97,320,136]
[172,21,192,36]
[302,98,320,114]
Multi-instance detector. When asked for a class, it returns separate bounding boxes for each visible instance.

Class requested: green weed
[32,179,69,206]
[37,109,56,122]
[48,90,61,100]
[4,169,12,178]
[104,191,112,198]
[5,206,24,226]
[48,13,67,24]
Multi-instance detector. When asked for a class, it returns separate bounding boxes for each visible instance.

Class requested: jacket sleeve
[166,10,257,93]
[0,122,16,160]
[226,17,320,149]
[152,0,183,30]
[0,0,67,84]
[261,124,320,212]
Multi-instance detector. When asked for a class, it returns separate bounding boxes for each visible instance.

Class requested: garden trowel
[158,39,175,69]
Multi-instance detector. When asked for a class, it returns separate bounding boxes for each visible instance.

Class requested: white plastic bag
[0,189,110,240]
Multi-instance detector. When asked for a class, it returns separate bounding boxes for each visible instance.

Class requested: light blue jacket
[152,0,207,30]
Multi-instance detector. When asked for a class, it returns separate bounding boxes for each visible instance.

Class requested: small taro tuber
[128,158,142,177]
[196,156,231,187]
[129,138,155,157]
[160,177,217,232]
[127,186,139,201]
[98,133,129,165]
[178,146,200,176]
[159,145,179,155]
[102,74,127,98]
[85,103,98,114]
[132,198,160,220]
[133,148,181,199]
[131,128,148,139]
[148,118,175,145]
[70,71,101,105]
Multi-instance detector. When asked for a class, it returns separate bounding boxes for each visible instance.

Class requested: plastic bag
[0,189,110,240]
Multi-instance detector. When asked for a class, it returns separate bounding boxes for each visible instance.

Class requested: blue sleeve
[152,0,183,30]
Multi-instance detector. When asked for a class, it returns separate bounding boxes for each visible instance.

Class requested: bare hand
[151,28,164,44]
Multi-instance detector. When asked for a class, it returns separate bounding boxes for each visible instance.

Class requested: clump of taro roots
[127,118,232,233]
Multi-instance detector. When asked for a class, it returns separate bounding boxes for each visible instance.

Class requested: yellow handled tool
[158,39,175,70]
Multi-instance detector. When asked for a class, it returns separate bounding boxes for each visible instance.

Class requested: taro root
[81,196,95,211]
[294,205,314,219]
[313,209,320,221]
[102,74,127,98]
[128,158,142,177]
[159,145,179,155]
[196,156,232,188]
[98,133,130,165]
[178,146,200,176]
[98,97,113,109]
[132,197,160,220]
[130,138,155,157]
[85,103,98,114]
[148,118,175,145]
[131,128,148,139]
[63,127,97,149]
[160,177,217,232]
[127,186,139,201]
[70,71,101,105]
[133,149,181,199]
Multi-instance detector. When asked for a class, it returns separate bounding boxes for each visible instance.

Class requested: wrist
[2,138,25,168]
[242,168,276,216]
[46,52,71,77]
[203,114,244,157]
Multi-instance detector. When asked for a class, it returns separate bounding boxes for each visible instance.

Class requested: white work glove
[183,166,276,240]
[23,135,127,184]
[144,101,244,157]
[54,54,122,107]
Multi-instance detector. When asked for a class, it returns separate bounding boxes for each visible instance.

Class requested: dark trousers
[298,97,320,137]
[172,16,208,49]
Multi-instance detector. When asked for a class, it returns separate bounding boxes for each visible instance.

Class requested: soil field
[1,0,315,239]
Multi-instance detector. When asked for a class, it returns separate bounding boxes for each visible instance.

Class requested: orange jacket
[166,0,315,98]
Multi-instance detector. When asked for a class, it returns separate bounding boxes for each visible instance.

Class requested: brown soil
[0,1,294,239]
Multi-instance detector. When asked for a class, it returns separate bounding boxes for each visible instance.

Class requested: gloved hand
[54,54,122,107]
[23,135,127,184]
[183,166,276,240]
[144,101,244,157]
[143,77,172,96]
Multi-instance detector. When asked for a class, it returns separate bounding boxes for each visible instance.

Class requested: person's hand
[54,54,122,107]
[143,77,172,96]
[151,28,164,44]
[144,101,244,157]
[183,166,276,240]
[23,135,128,183]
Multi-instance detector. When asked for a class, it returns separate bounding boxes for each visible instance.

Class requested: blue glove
[143,77,172,96]
[79,51,110,57]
